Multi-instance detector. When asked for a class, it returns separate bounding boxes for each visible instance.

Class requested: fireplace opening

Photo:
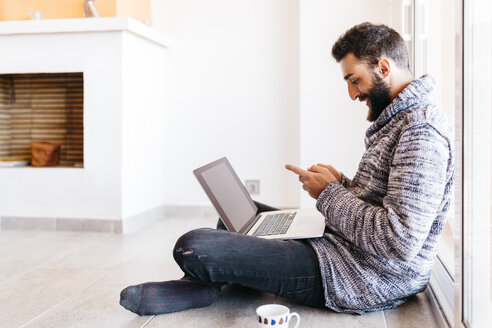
[0,73,84,168]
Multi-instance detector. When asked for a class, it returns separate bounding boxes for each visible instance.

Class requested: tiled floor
[0,216,447,328]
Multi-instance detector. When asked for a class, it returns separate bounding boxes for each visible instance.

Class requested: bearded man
[120,22,454,315]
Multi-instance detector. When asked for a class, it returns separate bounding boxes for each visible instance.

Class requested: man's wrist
[316,181,339,202]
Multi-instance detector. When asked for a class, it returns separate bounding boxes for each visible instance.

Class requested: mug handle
[288,312,300,328]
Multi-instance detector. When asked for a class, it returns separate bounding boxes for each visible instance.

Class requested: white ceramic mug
[256,304,300,328]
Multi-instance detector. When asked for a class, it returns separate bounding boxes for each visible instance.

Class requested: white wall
[150,0,397,209]
[121,32,168,219]
[299,0,392,207]
[150,0,301,208]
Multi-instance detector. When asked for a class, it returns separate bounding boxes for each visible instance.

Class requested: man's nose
[347,84,360,101]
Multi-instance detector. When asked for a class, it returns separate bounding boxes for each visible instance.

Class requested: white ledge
[0,17,171,48]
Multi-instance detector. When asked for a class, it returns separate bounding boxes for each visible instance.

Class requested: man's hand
[310,163,342,184]
[285,164,339,199]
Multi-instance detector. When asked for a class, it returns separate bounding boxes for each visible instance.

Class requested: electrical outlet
[245,180,260,195]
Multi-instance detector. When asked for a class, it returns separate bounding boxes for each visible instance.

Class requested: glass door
[461,0,492,326]
[411,0,461,324]
[400,1,491,326]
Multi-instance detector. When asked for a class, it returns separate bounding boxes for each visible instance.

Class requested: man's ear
[377,58,391,78]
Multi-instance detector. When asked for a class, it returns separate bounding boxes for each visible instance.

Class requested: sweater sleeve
[340,172,353,188]
[316,124,450,262]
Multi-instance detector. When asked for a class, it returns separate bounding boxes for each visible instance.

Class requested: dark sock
[119,279,220,316]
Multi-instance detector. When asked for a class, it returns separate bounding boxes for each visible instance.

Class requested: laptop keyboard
[252,212,296,236]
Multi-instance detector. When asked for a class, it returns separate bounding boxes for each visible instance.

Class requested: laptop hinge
[241,214,261,235]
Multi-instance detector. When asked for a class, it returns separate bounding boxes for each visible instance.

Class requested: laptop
[193,157,325,239]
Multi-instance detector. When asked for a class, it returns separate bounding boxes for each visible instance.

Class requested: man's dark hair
[332,22,410,71]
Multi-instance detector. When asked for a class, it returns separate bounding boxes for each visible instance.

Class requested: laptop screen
[194,157,258,233]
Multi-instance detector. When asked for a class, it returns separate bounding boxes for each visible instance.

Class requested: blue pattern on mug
[259,316,262,323]
[271,319,276,325]
[286,315,288,322]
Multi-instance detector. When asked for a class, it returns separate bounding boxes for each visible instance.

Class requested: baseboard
[429,256,455,326]
[0,215,121,233]
[427,284,452,328]
[163,205,216,219]
[0,205,216,234]
[122,205,216,234]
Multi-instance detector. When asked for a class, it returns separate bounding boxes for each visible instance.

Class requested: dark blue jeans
[173,201,325,308]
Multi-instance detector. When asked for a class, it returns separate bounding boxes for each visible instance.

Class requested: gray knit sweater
[308,75,454,314]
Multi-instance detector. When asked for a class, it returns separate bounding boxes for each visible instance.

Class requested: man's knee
[173,228,216,275]
[174,228,207,254]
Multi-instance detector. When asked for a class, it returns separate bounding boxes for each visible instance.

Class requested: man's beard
[361,72,392,122]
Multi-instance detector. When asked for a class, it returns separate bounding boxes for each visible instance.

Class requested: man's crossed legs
[120,202,325,315]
